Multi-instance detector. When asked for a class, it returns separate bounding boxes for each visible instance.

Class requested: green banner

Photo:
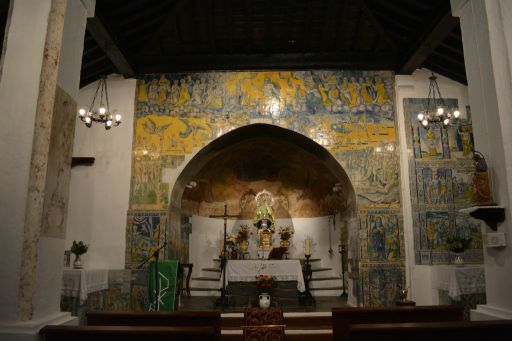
[148,260,178,311]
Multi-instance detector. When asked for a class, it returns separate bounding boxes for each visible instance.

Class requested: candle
[305,238,311,256]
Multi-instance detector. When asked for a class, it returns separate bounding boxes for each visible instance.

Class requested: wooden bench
[332,305,464,341]
[40,325,216,341]
[347,320,512,341]
[87,311,221,341]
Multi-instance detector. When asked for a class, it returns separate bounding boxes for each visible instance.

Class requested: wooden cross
[209,204,240,307]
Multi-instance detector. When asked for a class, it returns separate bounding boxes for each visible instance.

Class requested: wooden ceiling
[0,0,466,87]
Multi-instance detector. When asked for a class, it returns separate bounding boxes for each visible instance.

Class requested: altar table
[225,260,306,292]
[434,265,485,301]
[61,268,109,304]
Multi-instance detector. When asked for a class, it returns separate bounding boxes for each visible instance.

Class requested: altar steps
[191,258,344,297]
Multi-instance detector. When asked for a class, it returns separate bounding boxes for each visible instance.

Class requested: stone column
[0,0,94,339]
[451,0,512,320]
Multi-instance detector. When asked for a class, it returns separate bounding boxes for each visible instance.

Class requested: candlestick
[305,238,311,256]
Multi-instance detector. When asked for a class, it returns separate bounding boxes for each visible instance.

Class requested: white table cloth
[62,269,109,304]
[224,260,306,292]
[435,265,485,301]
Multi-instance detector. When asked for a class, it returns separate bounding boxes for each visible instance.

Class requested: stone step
[192,276,220,281]
[203,267,221,272]
[310,286,343,291]
[221,330,331,341]
[311,268,331,272]
[190,286,221,291]
[310,276,341,281]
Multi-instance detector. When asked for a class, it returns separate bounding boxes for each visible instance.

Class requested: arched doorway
[168,124,359,302]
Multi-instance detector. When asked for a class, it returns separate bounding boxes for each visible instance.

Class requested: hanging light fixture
[417,72,460,128]
[77,76,121,130]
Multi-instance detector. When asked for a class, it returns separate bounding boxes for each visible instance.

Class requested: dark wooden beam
[399,10,459,74]
[135,52,399,73]
[141,0,188,54]
[86,15,134,78]
[336,0,351,51]
[320,0,338,53]
[226,0,234,53]
[352,0,399,52]
[424,60,467,85]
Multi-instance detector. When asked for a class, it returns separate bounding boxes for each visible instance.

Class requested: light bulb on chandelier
[417,72,460,128]
[77,76,121,130]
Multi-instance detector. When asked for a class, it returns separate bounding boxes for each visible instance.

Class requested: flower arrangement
[236,224,252,242]
[278,226,294,241]
[446,236,472,253]
[255,275,274,293]
[226,234,238,250]
[70,240,88,256]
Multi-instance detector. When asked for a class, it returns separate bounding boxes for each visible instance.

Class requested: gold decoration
[259,229,273,250]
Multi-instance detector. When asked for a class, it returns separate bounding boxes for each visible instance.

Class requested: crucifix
[210,204,240,307]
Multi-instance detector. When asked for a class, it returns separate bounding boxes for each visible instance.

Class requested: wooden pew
[87,311,221,341]
[332,305,464,341]
[40,325,216,341]
[347,320,512,341]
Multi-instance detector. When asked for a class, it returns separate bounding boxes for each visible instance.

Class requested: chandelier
[77,76,121,130]
[417,72,460,128]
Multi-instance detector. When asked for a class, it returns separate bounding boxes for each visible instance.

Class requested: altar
[225,259,306,292]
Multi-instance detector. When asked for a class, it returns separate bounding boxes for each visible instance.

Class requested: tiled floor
[177,295,349,313]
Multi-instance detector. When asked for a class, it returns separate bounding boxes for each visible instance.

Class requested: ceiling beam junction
[86,14,135,78]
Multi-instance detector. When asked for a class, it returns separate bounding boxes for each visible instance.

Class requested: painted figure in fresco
[137,79,149,102]
[373,76,388,104]
[177,77,191,106]
[158,74,170,103]
[425,127,438,156]
[458,125,473,157]
[192,79,203,107]
[148,79,159,103]
[437,170,448,204]
[304,73,323,113]
[371,217,386,260]
[337,77,351,106]
[348,77,361,107]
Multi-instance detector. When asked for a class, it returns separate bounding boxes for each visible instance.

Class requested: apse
[172,124,356,220]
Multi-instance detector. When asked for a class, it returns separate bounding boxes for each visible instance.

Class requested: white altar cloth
[62,268,109,304]
[435,265,485,301]
[225,260,306,292]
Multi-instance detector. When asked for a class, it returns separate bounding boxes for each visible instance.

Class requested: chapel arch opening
[169,123,359,301]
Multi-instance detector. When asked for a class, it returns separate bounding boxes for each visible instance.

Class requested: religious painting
[129,70,402,306]
[363,264,404,307]
[126,211,167,268]
[366,213,402,261]
[419,167,452,205]
[404,98,483,265]
[452,168,474,205]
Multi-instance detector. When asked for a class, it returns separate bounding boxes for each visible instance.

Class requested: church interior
[1,0,512,340]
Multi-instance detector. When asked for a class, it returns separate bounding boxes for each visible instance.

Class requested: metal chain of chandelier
[77,76,121,130]
[417,72,460,128]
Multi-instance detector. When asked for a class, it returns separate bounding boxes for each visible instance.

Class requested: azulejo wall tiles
[404,98,483,265]
[129,71,404,306]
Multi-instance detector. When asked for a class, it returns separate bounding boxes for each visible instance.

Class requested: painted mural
[404,98,483,265]
[128,71,404,306]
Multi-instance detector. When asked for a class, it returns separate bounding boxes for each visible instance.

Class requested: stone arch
[168,123,360,302]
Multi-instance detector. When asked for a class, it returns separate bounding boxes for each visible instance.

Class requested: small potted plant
[255,275,274,309]
[446,236,472,266]
[226,234,238,259]
[70,240,88,269]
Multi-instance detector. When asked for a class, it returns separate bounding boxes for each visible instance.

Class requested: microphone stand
[138,241,167,311]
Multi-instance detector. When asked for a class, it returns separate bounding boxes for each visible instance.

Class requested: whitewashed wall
[65,70,470,307]
[395,68,470,305]
[65,75,135,269]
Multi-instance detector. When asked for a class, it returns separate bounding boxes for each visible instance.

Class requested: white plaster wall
[57,0,93,100]
[395,68,469,305]
[0,0,51,322]
[65,75,135,269]
[451,0,512,319]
